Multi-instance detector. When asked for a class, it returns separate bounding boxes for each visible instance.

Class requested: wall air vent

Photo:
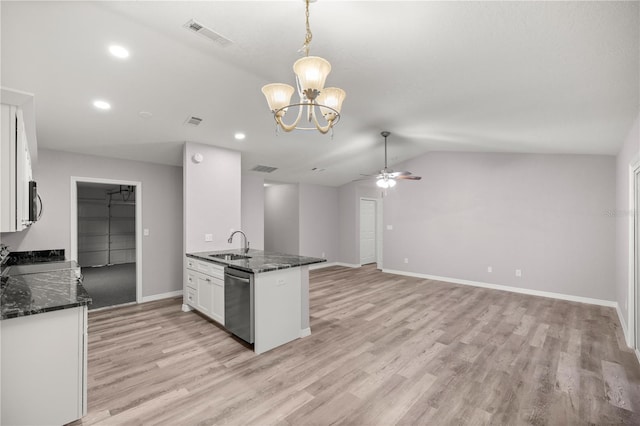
[183,19,232,47]
[184,116,203,126]
[251,165,278,173]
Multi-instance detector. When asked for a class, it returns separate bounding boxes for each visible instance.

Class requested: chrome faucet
[227,230,250,254]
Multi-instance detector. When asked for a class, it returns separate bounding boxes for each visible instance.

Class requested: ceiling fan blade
[352,176,374,182]
[388,171,411,178]
[396,175,422,180]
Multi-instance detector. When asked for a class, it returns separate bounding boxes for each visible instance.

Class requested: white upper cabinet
[1,88,38,232]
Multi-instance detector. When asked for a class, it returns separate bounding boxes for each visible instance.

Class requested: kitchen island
[0,260,91,426]
[184,249,325,354]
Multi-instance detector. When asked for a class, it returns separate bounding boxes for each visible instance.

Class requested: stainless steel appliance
[224,267,254,344]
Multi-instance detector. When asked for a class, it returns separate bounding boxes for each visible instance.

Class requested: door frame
[360,197,383,269]
[70,176,143,304]
[628,156,640,353]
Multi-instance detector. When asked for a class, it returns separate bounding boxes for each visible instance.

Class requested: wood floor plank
[68,265,640,425]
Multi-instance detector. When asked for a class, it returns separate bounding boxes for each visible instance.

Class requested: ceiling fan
[358,131,422,188]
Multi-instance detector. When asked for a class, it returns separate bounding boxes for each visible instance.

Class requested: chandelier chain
[302,0,313,56]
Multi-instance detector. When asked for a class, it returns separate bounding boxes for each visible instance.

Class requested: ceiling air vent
[183,19,232,47]
[251,165,278,173]
[184,116,203,126]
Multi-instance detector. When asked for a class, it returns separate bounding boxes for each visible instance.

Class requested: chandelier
[261,0,346,135]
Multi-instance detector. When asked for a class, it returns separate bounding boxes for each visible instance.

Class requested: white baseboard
[300,327,311,338]
[616,303,631,347]
[142,290,183,303]
[181,304,193,312]
[382,269,617,308]
[310,262,361,270]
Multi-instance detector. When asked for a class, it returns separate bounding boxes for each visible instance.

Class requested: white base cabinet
[1,306,88,426]
[184,257,224,325]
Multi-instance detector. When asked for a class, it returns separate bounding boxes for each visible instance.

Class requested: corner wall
[299,183,339,261]
[264,184,299,254]
[241,174,265,250]
[183,142,241,253]
[383,152,616,302]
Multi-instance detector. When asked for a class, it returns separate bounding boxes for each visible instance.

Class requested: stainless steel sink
[209,253,252,261]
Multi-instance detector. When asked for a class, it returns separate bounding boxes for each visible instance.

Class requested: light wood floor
[69,265,640,425]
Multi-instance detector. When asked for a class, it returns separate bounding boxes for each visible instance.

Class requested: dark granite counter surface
[2,260,80,277]
[3,249,65,266]
[187,249,325,274]
[1,268,91,320]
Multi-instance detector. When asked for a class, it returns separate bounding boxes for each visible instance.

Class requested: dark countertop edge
[1,300,91,320]
[186,250,326,274]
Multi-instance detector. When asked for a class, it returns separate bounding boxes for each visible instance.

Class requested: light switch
[143,228,150,236]
[386,225,393,230]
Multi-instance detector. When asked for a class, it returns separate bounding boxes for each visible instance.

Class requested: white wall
[299,183,339,261]
[0,149,182,298]
[616,113,640,329]
[382,152,616,302]
[264,184,299,254]
[183,142,241,253]
[241,174,264,250]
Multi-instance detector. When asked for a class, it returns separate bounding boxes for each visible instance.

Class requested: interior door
[635,168,640,350]
[360,199,376,265]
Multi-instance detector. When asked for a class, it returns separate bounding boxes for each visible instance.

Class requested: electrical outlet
[321,252,325,258]
[205,234,213,242]
[387,225,393,230]
[404,258,409,264]
[487,266,492,273]
[515,269,522,277]
[143,228,150,236]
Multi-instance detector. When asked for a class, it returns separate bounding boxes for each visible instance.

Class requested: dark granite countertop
[1,269,91,320]
[187,249,325,274]
[2,260,80,277]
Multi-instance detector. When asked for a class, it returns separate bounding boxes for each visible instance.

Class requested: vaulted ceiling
[1,1,638,186]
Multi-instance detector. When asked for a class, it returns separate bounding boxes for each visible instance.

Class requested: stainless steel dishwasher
[224,267,254,344]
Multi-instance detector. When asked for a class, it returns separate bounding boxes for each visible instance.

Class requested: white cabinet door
[1,307,86,425]
[0,105,33,232]
[211,277,225,325]
[195,272,214,317]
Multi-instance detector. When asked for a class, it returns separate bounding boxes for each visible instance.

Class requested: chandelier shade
[317,87,346,120]
[293,56,331,99]
[261,83,295,117]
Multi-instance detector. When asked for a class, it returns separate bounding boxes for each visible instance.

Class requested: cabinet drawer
[186,287,196,306]
[185,270,197,290]
[185,256,196,270]
[196,260,224,278]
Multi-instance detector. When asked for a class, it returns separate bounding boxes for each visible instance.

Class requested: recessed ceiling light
[234,132,246,140]
[109,45,129,59]
[93,100,111,110]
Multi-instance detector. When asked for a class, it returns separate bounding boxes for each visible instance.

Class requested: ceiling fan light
[388,179,397,188]
[261,83,295,115]
[293,56,331,94]
[376,178,389,188]
[317,87,346,120]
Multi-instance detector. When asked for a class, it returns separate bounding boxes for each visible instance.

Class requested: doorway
[71,177,142,310]
[360,198,377,265]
